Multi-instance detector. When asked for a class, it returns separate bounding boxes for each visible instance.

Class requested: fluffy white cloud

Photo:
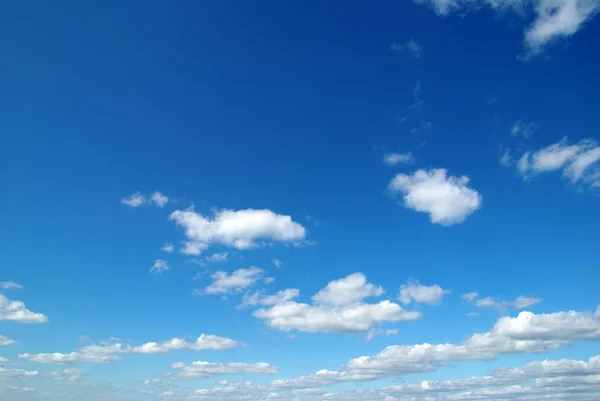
[312,273,385,306]
[149,259,169,275]
[171,361,278,379]
[398,280,450,305]
[0,281,22,289]
[388,169,482,225]
[121,191,169,208]
[517,138,600,187]
[412,0,600,56]
[132,334,237,354]
[242,289,300,307]
[0,334,15,346]
[170,208,306,253]
[0,294,47,323]
[473,295,542,310]
[383,152,413,166]
[492,310,600,340]
[199,266,264,295]
[253,273,420,333]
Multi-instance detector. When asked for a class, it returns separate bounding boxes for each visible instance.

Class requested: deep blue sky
[1,1,599,401]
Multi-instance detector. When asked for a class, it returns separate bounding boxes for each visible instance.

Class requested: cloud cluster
[388,168,482,225]
[252,273,421,333]
[517,137,600,188]
[170,208,306,254]
[412,0,600,56]
[19,334,237,364]
[0,294,47,324]
[121,191,169,208]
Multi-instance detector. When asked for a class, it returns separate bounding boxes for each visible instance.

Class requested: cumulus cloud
[161,243,174,253]
[398,280,450,305]
[0,281,22,290]
[0,334,15,346]
[412,0,600,56]
[121,192,146,207]
[199,266,264,295]
[149,259,169,275]
[517,138,600,188]
[382,152,413,166]
[253,273,421,333]
[492,310,600,340]
[171,361,278,379]
[170,208,306,254]
[388,168,482,225]
[0,294,47,323]
[132,334,237,354]
[20,334,237,365]
[150,191,169,208]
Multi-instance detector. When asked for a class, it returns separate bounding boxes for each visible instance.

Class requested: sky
[1,1,600,400]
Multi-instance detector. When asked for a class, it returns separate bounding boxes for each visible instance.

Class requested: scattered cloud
[121,191,169,208]
[161,243,174,253]
[172,361,278,379]
[272,259,282,269]
[463,292,542,311]
[253,273,421,333]
[411,0,600,57]
[388,168,482,225]
[389,39,423,57]
[512,120,539,138]
[132,334,237,354]
[44,368,85,382]
[500,148,515,167]
[516,137,600,188]
[382,152,413,166]
[0,334,15,346]
[398,280,450,305]
[0,294,47,323]
[205,252,229,263]
[0,281,22,290]
[170,208,306,254]
[199,266,264,295]
[149,259,169,275]
[241,289,300,307]
[367,328,399,341]
[408,81,424,113]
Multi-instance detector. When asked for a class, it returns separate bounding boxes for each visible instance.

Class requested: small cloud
[511,120,539,138]
[500,148,515,167]
[150,191,169,208]
[121,192,146,207]
[466,312,479,317]
[382,152,413,166]
[161,243,174,253]
[272,259,282,269]
[149,259,169,275]
[0,281,23,290]
[390,39,423,58]
[205,252,228,264]
[389,41,403,51]
[461,292,479,303]
[484,95,499,106]
[264,277,276,284]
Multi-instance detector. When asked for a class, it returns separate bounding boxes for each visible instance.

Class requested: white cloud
[517,138,600,188]
[161,243,174,253]
[253,273,420,333]
[132,334,237,354]
[500,148,516,167]
[398,280,450,306]
[382,152,413,166]
[389,39,423,57]
[0,281,22,290]
[205,252,229,263]
[312,273,385,306]
[388,168,482,225]
[367,328,399,341]
[0,334,15,346]
[492,310,600,340]
[0,367,38,378]
[201,266,264,295]
[512,120,539,138]
[412,0,600,56]
[170,208,306,254]
[121,192,146,207]
[241,289,300,307]
[150,191,169,208]
[0,294,47,323]
[172,361,278,379]
[149,259,169,275]
[463,292,542,310]
[272,259,282,269]
[44,368,85,381]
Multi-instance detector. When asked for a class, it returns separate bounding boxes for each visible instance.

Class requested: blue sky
[1,1,600,400]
